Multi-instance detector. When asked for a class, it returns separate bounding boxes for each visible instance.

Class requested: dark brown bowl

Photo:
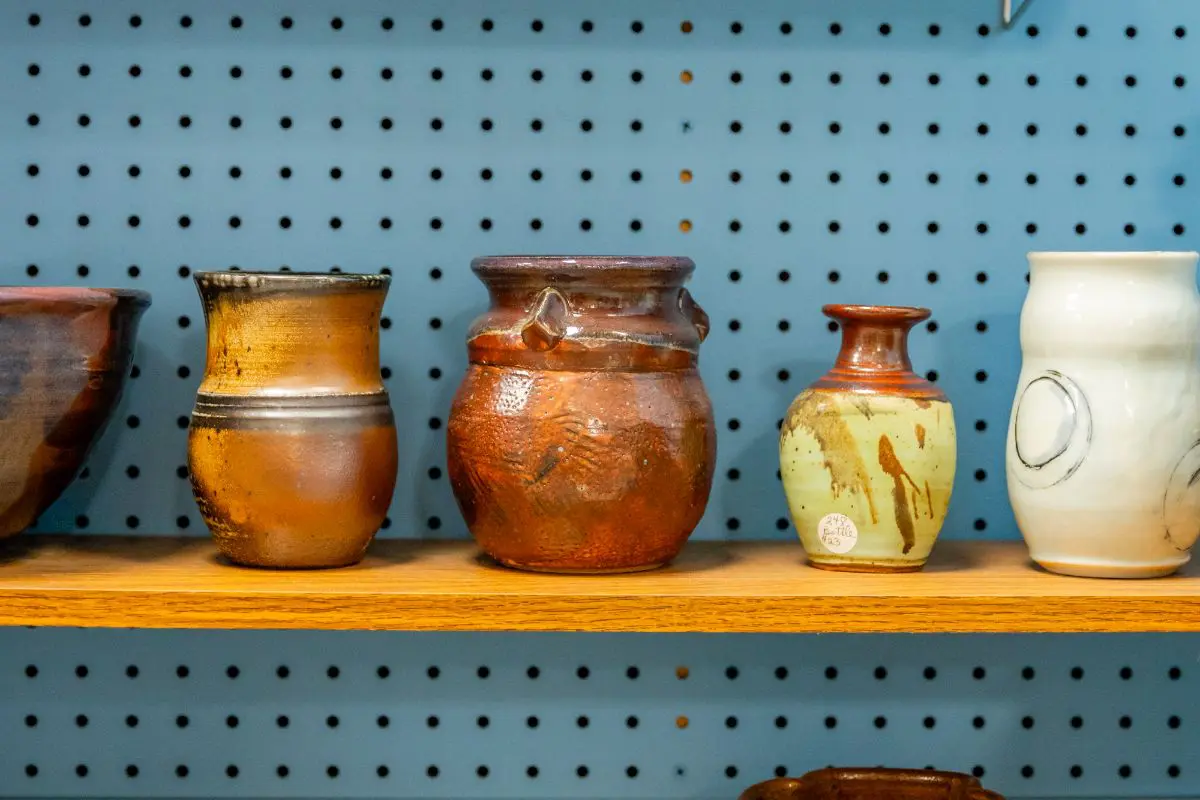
[0,287,151,537]
[740,768,1004,800]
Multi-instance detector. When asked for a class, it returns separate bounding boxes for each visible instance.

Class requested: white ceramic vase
[1007,251,1200,578]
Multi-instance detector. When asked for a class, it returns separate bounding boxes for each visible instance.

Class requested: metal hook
[1001,0,1035,29]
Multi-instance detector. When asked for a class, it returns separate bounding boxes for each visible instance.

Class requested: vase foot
[493,558,671,575]
[220,554,367,570]
[808,559,925,574]
[1034,558,1185,579]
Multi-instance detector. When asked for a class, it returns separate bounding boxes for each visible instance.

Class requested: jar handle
[679,288,710,342]
[521,287,569,352]
[737,777,805,800]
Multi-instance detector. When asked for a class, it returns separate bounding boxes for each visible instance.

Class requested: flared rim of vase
[822,304,932,324]
[194,270,390,290]
[1028,250,1199,264]
[472,255,695,276]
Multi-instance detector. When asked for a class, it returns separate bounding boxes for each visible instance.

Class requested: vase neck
[836,321,914,373]
[815,305,943,399]
[194,272,389,397]
[826,305,928,374]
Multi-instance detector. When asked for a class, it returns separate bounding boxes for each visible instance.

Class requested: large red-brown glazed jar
[447,255,716,573]
[0,287,150,537]
[740,768,1004,800]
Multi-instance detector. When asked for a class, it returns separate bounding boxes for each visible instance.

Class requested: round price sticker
[817,513,858,554]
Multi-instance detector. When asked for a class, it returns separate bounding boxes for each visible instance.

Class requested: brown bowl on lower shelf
[739,767,1004,800]
[0,287,150,537]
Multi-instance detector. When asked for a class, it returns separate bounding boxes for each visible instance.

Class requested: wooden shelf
[1,536,1199,632]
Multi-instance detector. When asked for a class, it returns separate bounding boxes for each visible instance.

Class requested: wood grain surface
[0,536,1198,632]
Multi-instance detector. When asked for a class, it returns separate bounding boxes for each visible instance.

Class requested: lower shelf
[0,536,1197,632]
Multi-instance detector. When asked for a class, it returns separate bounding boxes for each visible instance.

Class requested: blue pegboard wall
[4,3,1200,799]
[5,0,1197,541]
[1,630,1198,800]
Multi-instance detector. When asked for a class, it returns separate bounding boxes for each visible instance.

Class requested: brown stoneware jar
[188,272,397,569]
[0,287,150,537]
[447,255,716,573]
[740,768,1003,800]
[780,305,956,572]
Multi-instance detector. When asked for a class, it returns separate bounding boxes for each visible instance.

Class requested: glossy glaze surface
[447,256,715,573]
[188,272,397,569]
[0,288,150,537]
[740,767,1003,800]
[1008,251,1200,578]
[781,305,956,572]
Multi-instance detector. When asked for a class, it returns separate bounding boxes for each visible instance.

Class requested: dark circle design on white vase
[1163,441,1200,552]
[1012,370,1092,490]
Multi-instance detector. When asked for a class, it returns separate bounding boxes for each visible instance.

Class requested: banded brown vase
[188,272,397,569]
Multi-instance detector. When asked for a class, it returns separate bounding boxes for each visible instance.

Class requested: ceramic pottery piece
[780,305,956,572]
[0,287,150,537]
[188,272,397,569]
[739,767,1003,800]
[447,255,716,573]
[1007,251,1200,578]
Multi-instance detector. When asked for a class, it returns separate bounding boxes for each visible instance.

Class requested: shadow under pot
[447,255,716,574]
[739,768,1003,800]
[188,272,398,569]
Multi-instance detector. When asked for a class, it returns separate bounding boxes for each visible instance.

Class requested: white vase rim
[1028,250,1199,264]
